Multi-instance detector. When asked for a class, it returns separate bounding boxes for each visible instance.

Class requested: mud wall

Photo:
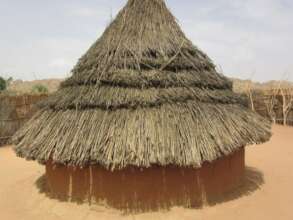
[0,95,47,146]
[46,148,245,212]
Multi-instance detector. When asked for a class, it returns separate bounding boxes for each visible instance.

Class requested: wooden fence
[0,94,47,146]
[244,89,293,126]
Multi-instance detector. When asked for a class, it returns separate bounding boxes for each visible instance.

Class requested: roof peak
[96,0,189,51]
[69,0,209,81]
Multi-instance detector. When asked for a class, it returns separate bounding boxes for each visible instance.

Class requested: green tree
[0,76,7,91]
[31,84,49,94]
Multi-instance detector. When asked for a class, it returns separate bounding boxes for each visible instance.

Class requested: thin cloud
[71,8,98,17]
[0,0,292,82]
[49,58,72,69]
[175,0,293,81]
[69,7,111,18]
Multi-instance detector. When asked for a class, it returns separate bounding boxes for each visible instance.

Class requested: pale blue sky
[1,0,292,82]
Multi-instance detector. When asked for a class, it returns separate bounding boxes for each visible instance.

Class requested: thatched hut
[13,0,271,211]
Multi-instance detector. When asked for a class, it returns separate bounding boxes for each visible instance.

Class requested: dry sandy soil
[0,125,292,220]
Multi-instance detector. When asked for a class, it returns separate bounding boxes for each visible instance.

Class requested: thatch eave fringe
[13,102,271,170]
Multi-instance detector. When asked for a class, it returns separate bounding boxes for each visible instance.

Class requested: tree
[280,87,293,126]
[264,87,279,124]
[31,84,49,94]
[0,76,7,91]
[244,80,255,112]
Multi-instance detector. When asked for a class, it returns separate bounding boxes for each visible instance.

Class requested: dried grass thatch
[13,0,271,170]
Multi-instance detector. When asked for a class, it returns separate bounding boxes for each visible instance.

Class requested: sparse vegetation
[7,79,61,94]
[264,87,279,124]
[0,76,7,91]
[31,84,49,94]
[6,77,13,87]
[280,87,293,126]
[234,79,293,126]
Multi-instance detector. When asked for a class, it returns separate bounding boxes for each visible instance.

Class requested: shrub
[31,84,49,94]
[0,76,7,91]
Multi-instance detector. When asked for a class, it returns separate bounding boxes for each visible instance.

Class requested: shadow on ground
[206,167,264,206]
[35,167,264,214]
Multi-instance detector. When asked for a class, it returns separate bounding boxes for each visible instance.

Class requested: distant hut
[13,0,271,211]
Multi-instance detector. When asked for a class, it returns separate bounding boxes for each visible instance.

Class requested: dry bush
[8,79,62,94]
[280,87,293,126]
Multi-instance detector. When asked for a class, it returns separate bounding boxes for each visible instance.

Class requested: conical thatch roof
[13,0,271,170]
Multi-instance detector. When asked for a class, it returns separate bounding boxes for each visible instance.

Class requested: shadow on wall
[35,167,264,214]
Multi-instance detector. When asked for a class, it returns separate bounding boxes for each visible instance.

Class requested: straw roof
[13,0,271,170]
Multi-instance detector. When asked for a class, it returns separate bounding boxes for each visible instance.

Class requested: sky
[0,0,292,82]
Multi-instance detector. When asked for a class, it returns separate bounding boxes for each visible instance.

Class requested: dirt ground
[0,125,292,220]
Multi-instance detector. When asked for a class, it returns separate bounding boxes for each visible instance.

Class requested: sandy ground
[0,125,292,220]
